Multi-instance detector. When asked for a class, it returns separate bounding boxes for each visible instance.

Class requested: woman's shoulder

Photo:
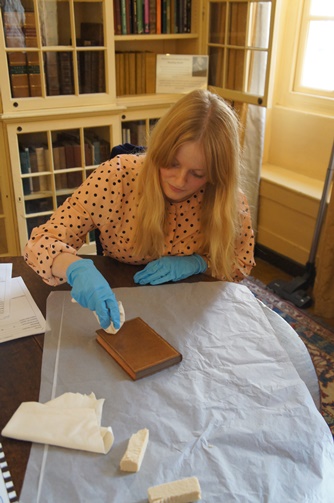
[93,154,145,177]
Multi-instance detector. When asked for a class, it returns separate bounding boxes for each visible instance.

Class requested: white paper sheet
[20,283,334,502]
[0,277,46,343]
[0,263,12,319]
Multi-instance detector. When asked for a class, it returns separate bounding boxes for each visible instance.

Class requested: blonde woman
[24,89,255,331]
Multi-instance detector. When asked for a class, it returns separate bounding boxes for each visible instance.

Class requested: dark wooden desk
[0,256,211,496]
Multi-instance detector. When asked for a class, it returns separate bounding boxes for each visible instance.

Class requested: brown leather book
[96,317,182,380]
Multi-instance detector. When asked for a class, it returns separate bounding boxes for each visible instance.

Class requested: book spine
[149,0,156,34]
[156,0,162,34]
[144,0,150,34]
[8,51,30,98]
[114,0,122,35]
[137,0,144,34]
[120,0,127,34]
[26,52,42,97]
[20,147,33,195]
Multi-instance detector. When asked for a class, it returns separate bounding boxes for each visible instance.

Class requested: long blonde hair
[133,89,241,280]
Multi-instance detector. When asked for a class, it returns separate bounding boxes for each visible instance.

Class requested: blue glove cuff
[193,254,208,274]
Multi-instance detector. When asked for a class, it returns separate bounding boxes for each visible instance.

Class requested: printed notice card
[156,54,209,94]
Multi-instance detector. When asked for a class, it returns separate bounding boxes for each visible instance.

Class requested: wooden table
[0,256,211,496]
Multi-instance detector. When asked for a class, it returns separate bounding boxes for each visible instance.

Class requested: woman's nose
[174,169,187,186]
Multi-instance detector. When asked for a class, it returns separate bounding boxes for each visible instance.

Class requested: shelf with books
[7,115,120,252]
[0,0,115,112]
[113,0,193,36]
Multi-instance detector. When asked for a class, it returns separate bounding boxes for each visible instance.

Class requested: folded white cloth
[2,392,114,454]
[94,301,126,334]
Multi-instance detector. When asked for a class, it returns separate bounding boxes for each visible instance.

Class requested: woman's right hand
[66,259,121,331]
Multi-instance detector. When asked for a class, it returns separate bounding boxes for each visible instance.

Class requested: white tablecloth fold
[2,392,114,454]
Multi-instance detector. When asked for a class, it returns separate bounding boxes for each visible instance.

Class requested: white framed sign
[156,54,209,94]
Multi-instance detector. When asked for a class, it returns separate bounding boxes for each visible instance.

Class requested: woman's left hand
[133,255,207,285]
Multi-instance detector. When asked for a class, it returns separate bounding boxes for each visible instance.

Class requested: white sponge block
[120,428,149,472]
[148,476,201,503]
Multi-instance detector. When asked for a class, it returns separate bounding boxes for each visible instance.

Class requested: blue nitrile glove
[133,255,207,285]
[66,259,120,330]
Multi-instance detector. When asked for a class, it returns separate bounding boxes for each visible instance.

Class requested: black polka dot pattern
[23,155,255,285]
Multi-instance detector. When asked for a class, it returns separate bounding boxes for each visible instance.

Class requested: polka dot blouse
[24,154,255,286]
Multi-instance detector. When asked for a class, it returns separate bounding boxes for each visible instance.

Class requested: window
[294,0,334,98]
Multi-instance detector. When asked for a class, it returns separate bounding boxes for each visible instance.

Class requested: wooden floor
[252,257,334,330]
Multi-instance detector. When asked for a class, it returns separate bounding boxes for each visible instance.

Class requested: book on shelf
[58,52,74,95]
[34,145,49,192]
[26,52,42,96]
[28,148,40,192]
[24,11,37,47]
[144,0,150,33]
[116,51,156,96]
[149,0,156,33]
[114,0,122,35]
[19,146,33,195]
[7,51,30,98]
[52,143,68,190]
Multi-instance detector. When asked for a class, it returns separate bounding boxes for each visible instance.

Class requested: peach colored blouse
[24,154,255,286]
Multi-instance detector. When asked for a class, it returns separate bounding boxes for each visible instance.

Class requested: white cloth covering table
[20,282,334,502]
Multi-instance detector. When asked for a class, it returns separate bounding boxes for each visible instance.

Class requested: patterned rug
[242,276,334,436]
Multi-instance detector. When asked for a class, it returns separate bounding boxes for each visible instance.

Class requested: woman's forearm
[52,253,82,281]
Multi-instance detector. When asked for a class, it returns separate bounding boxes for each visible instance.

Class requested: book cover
[145,52,156,94]
[96,317,182,380]
[19,146,33,195]
[113,0,122,35]
[8,51,30,98]
[26,52,42,97]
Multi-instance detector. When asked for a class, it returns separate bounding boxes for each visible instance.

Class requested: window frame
[293,0,334,99]
[274,0,334,116]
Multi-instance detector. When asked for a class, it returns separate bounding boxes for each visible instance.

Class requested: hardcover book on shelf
[26,52,42,96]
[114,0,122,35]
[53,144,68,189]
[96,317,182,380]
[145,52,156,94]
[58,52,74,95]
[19,146,33,195]
[24,11,37,47]
[7,52,30,98]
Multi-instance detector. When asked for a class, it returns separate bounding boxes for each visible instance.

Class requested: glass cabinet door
[0,0,115,111]
[205,0,278,106]
[7,115,120,252]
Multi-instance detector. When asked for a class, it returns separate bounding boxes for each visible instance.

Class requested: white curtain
[240,2,270,233]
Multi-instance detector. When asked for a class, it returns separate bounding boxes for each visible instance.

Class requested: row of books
[116,51,156,96]
[114,0,192,35]
[19,133,110,195]
[8,47,105,98]
[8,51,42,98]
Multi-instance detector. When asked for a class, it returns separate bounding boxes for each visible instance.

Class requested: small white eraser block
[120,428,149,472]
[148,476,201,503]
